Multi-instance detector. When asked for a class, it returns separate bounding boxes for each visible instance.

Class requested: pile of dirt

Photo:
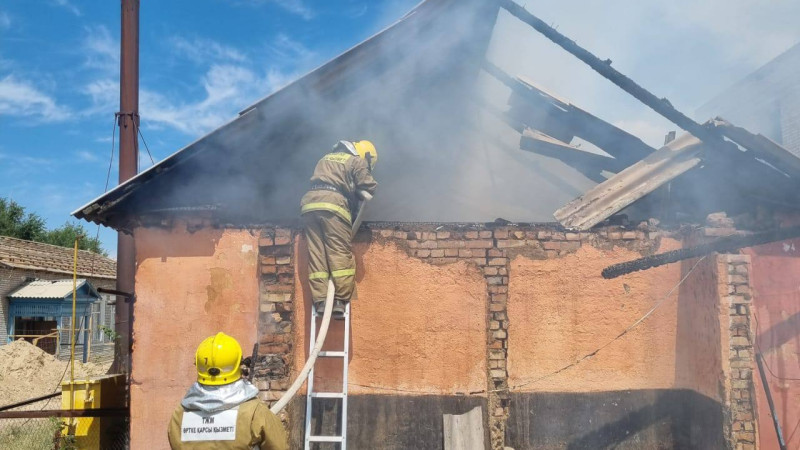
[0,340,111,407]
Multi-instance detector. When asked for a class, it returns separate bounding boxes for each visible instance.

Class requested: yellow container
[61,374,126,449]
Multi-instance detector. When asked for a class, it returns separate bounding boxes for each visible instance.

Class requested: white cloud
[0,75,69,121]
[0,11,11,29]
[83,26,119,74]
[233,0,315,20]
[169,36,247,64]
[269,33,315,62]
[82,78,117,116]
[139,63,290,135]
[75,150,100,162]
[52,0,82,17]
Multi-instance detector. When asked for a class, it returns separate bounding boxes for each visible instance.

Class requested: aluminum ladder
[304,302,351,449]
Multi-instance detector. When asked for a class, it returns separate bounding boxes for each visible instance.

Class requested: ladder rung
[310,392,345,399]
[308,436,343,443]
[318,351,346,357]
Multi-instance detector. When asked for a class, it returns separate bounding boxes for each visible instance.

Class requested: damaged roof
[74,0,800,233]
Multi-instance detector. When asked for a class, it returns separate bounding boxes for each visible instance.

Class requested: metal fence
[0,397,128,449]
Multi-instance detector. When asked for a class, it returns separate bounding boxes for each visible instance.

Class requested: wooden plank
[555,133,704,230]
[443,406,484,450]
[711,118,800,178]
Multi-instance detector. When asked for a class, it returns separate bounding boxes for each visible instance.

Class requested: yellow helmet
[195,332,243,386]
[352,140,378,169]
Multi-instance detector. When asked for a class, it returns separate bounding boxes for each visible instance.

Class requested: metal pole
[114,0,139,375]
[756,353,788,450]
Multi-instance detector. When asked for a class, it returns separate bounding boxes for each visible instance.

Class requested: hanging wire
[88,114,118,278]
[753,311,800,382]
[133,117,156,166]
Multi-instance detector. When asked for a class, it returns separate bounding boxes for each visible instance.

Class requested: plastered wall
[506,239,724,396]
[294,240,488,395]
[131,225,260,450]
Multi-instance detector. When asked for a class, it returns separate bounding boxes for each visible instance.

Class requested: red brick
[458,249,485,258]
[444,248,459,257]
[437,240,465,249]
[274,236,292,246]
[512,231,526,240]
[621,231,637,240]
[421,232,437,240]
[488,286,508,294]
[420,240,438,249]
[276,256,291,265]
[466,240,493,249]
[430,249,445,258]
[494,229,509,239]
[465,231,479,239]
[430,257,458,265]
[543,241,562,250]
[487,276,504,285]
[260,256,276,265]
[492,294,508,303]
[259,237,274,247]
[489,303,505,312]
[488,258,507,266]
[436,231,451,239]
[565,233,580,241]
[484,267,499,276]
[497,240,526,249]
[416,249,431,258]
[479,231,493,239]
[261,265,277,274]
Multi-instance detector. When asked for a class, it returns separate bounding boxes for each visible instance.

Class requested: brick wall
[256,227,296,413]
[720,254,758,450]
[256,223,671,448]
[251,223,765,449]
[0,265,115,344]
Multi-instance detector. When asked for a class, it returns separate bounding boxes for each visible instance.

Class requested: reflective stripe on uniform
[323,153,352,164]
[331,268,356,278]
[301,202,352,222]
[308,271,329,280]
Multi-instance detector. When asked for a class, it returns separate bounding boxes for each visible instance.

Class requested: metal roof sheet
[8,279,99,300]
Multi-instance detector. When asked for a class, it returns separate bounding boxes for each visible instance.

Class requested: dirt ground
[0,339,111,408]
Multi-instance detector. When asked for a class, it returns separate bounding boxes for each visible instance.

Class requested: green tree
[42,221,107,256]
[0,198,46,241]
[0,197,107,256]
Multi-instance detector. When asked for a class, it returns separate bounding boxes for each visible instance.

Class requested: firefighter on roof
[300,140,378,317]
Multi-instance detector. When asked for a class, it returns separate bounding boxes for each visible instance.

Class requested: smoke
[123,0,800,227]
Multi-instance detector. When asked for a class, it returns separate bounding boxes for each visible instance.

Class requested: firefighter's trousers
[303,210,356,305]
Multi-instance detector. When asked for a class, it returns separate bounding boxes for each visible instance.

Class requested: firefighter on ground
[300,140,378,317]
[168,332,288,450]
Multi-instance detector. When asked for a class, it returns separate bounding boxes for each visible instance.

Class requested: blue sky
[0,0,417,256]
[1,0,799,258]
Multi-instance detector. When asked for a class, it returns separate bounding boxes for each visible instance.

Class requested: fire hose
[270,190,372,414]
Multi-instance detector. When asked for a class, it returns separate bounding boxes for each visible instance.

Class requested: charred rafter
[602,226,800,279]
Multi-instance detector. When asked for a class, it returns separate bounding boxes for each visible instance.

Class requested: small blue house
[7,279,100,362]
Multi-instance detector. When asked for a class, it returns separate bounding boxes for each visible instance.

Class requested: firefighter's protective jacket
[300,151,378,224]
[167,380,287,450]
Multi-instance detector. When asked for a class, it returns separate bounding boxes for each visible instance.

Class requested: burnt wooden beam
[520,129,627,175]
[555,133,704,230]
[484,60,654,165]
[601,225,800,279]
[501,0,800,200]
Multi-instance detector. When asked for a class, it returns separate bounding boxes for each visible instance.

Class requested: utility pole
[114,0,139,375]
